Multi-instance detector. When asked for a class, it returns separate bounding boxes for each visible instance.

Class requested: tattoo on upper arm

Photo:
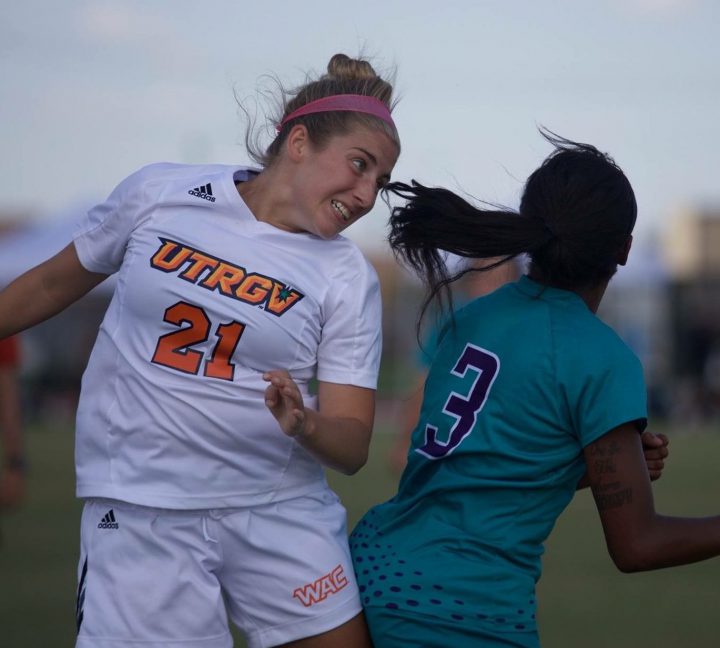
[595,481,621,492]
[590,445,618,476]
[595,487,633,511]
[593,458,617,475]
[590,438,633,511]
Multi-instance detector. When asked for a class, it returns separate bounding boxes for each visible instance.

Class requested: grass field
[1,420,719,647]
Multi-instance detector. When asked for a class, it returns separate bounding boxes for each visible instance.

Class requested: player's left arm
[585,422,720,572]
[263,370,374,475]
[576,430,668,489]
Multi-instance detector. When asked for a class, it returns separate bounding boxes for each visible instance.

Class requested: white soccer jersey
[72,163,382,509]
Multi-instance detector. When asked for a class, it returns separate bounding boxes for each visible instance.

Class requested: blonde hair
[244,53,400,167]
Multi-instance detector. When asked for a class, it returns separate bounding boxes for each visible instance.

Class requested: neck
[527,270,609,314]
[236,165,296,230]
[575,283,609,314]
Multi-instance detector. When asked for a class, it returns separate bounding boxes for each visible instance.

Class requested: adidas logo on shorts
[97,509,119,530]
[188,183,216,202]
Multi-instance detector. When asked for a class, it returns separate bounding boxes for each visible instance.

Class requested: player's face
[289,125,399,239]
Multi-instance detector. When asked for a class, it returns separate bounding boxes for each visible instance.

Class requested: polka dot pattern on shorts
[350,510,535,630]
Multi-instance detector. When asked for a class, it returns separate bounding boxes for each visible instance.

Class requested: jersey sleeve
[73,165,156,275]
[563,335,648,447]
[316,255,382,389]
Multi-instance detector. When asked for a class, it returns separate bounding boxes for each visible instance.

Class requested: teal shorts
[365,606,540,648]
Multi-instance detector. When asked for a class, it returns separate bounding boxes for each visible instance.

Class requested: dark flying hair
[386,129,637,323]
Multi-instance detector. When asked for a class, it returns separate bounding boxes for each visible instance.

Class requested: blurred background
[1,1,719,646]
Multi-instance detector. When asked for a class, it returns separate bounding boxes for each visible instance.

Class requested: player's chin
[315,225,345,240]
[317,212,356,238]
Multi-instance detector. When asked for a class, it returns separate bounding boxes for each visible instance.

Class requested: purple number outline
[416,343,500,460]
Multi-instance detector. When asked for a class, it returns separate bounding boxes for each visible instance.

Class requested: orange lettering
[149,241,304,318]
[292,565,348,607]
[266,282,303,315]
[331,565,348,588]
[201,262,246,296]
[180,252,219,282]
[236,275,272,304]
[151,240,193,271]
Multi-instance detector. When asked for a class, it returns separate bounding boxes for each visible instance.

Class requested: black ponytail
[386,130,637,329]
[386,180,547,323]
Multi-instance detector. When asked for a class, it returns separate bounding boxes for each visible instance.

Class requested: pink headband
[277,94,395,132]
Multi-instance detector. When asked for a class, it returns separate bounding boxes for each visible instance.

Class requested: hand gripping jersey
[351,276,647,641]
[73,163,382,509]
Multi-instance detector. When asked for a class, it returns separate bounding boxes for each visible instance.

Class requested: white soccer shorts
[75,489,363,648]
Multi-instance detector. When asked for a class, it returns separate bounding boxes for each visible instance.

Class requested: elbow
[333,442,369,476]
[339,427,371,475]
[612,556,646,574]
[608,539,656,573]
[341,451,369,476]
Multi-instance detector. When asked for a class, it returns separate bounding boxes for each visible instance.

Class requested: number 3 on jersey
[417,343,500,459]
[151,302,246,381]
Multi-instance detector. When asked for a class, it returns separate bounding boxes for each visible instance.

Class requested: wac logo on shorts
[97,509,119,530]
[292,564,348,607]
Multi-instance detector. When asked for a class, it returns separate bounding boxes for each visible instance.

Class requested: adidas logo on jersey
[97,509,119,529]
[188,183,216,202]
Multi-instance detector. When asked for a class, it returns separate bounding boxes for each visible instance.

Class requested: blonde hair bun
[327,53,378,82]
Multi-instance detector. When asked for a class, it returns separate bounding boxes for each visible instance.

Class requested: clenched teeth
[331,200,351,222]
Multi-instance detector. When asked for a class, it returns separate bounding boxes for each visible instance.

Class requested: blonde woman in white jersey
[0,53,399,648]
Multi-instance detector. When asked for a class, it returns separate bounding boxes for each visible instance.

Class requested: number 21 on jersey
[416,343,500,460]
[151,301,246,381]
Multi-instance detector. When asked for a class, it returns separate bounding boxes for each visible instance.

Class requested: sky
[1,0,719,258]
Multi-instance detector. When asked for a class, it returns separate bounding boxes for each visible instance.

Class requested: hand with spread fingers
[263,370,307,438]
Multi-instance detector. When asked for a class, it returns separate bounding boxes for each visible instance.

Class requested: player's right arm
[0,243,107,338]
[263,370,374,475]
[585,422,720,572]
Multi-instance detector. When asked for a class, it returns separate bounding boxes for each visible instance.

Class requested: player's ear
[617,235,632,266]
[286,125,310,163]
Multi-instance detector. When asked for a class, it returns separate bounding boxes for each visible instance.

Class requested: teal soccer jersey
[351,276,647,644]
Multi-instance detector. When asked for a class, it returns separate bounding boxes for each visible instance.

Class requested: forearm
[613,514,720,572]
[0,244,106,338]
[264,373,375,474]
[0,272,59,338]
[295,408,371,475]
[589,424,720,573]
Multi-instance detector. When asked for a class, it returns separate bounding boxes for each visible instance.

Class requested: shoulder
[100,162,249,212]
[117,162,237,192]
[322,236,379,286]
[554,309,643,384]
[573,311,636,357]
[510,280,640,367]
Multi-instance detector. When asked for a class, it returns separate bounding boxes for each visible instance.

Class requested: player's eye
[351,158,367,172]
